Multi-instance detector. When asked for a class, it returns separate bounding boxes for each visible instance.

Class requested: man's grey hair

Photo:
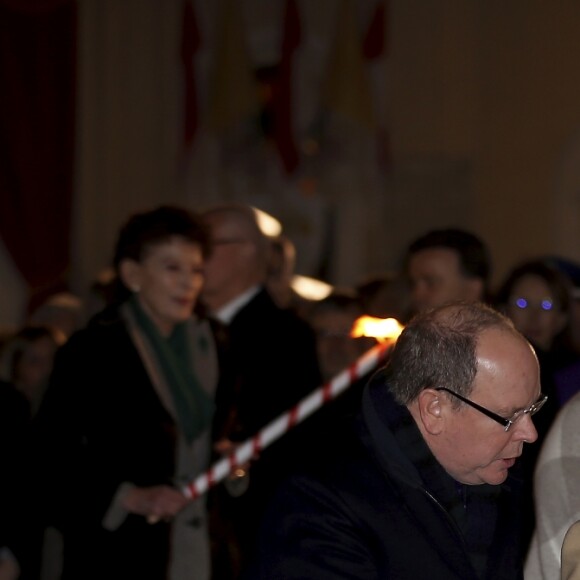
[384,301,521,406]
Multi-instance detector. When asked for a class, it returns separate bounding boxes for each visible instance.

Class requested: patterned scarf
[129,297,214,443]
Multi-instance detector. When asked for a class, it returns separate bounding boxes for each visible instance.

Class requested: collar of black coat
[362,375,506,577]
[361,374,504,506]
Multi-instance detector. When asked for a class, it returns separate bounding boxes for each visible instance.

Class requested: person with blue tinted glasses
[496,259,573,354]
[495,258,580,556]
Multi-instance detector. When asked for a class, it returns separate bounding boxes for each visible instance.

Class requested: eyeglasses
[511,297,556,311]
[435,387,548,432]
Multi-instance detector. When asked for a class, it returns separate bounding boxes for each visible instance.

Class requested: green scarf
[129,297,214,443]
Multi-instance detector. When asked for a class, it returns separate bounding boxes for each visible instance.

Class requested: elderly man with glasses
[244,301,542,580]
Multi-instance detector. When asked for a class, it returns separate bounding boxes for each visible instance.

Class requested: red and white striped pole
[182,317,402,500]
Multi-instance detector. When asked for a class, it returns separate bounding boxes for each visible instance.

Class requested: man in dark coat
[247,302,545,579]
[199,203,322,577]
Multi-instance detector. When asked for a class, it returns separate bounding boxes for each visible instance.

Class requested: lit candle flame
[350,316,404,343]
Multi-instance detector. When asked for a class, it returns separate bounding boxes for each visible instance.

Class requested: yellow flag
[322,0,375,128]
[206,0,259,131]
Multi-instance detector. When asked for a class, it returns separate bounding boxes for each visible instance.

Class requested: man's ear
[119,259,141,293]
[417,388,445,435]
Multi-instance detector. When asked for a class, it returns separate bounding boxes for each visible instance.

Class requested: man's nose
[517,413,538,444]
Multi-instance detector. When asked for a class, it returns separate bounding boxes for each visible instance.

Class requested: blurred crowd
[2,202,580,579]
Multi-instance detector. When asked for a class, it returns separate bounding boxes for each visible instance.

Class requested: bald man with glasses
[246,301,542,580]
[198,203,322,578]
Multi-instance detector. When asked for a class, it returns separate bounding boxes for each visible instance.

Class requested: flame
[350,316,404,343]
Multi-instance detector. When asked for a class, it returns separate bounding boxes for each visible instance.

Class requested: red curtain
[271,0,301,175]
[363,0,390,171]
[363,0,387,60]
[181,0,200,153]
[0,0,77,313]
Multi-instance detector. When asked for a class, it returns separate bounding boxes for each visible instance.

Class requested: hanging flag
[363,0,387,60]
[206,0,259,132]
[322,0,375,129]
[362,0,390,170]
[271,0,301,175]
[181,0,200,151]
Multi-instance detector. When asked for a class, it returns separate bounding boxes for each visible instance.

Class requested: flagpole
[182,339,394,500]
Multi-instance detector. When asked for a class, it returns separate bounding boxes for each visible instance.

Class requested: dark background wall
[3,0,580,328]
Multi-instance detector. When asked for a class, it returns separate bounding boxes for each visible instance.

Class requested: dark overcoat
[33,307,217,579]
[209,287,323,574]
[246,376,527,580]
